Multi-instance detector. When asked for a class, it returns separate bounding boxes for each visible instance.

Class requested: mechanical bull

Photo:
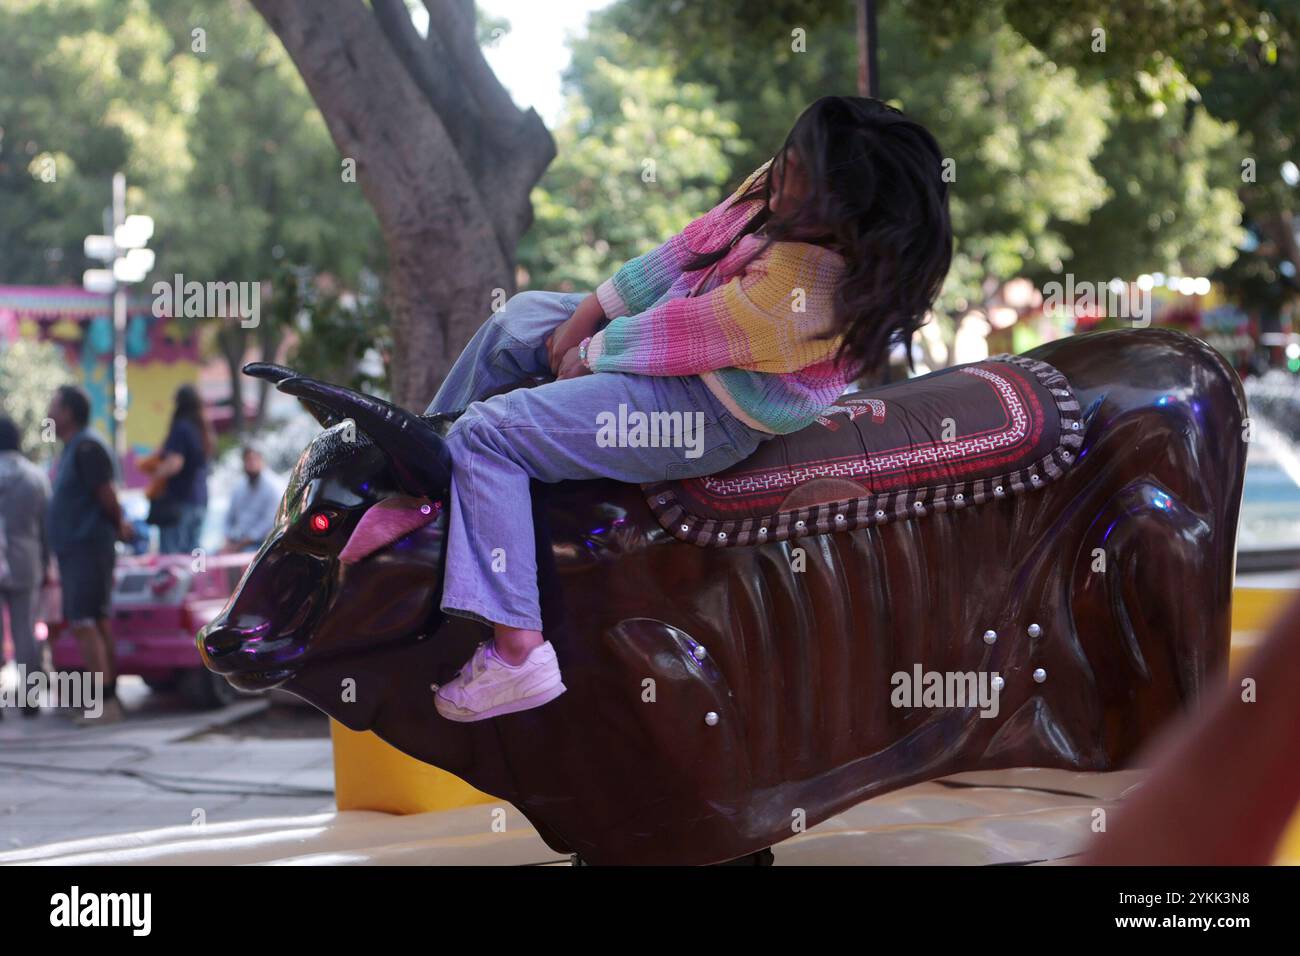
[199,328,1247,865]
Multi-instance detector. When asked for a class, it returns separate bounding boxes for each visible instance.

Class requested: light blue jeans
[427,290,769,630]
[159,502,205,555]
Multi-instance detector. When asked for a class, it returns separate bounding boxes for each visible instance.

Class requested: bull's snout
[198,618,298,690]
[199,621,254,666]
[197,547,331,690]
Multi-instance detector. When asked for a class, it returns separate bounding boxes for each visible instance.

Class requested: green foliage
[1054,105,1246,281]
[0,2,382,308]
[585,1,852,177]
[0,338,71,459]
[143,0,382,285]
[558,0,1252,315]
[917,0,1297,305]
[280,270,392,396]
[0,0,196,282]
[0,0,387,411]
[5,0,1287,371]
[925,0,1278,107]
[877,10,1112,311]
[517,37,746,291]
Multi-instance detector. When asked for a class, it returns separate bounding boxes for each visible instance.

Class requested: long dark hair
[688,96,953,378]
[171,383,214,459]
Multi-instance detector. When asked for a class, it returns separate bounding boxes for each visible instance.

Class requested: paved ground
[0,768,1148,866]
[0,676,334,852]
[5,686,1297,864]
[2,673,1129,864]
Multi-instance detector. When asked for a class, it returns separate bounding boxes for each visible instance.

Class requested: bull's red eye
[310,512,332,534]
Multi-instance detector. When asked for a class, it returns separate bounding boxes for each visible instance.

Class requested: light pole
[83,172,154,463]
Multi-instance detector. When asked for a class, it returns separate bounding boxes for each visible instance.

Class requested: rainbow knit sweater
[587,161,851,434]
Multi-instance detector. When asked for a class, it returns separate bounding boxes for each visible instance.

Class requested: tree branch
[250,0,511,405]
[249,0,556,404]
[424,0,519,124]
[366,0,554,248]
[371,0,477,151]
[417,0,555,245]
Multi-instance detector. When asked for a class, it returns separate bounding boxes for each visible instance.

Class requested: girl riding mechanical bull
[425,95,954,721]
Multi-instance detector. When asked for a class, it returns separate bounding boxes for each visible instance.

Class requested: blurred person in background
[144,384,213,554]
[46,384,132,724]
[223,445,281,552]
[0,415,51,719]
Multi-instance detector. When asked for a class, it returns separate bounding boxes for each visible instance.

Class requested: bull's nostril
[202,626,247,660]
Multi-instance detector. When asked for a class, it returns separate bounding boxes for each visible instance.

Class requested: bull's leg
[1070,477,1232,760]
[1033,331,1244,761]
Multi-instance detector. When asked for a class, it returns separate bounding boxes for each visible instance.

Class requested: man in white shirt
[0,415,51,720]
[223,446,282,552]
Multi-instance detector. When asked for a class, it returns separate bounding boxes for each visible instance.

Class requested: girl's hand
[545,293,605,373]
[556,346,592,380]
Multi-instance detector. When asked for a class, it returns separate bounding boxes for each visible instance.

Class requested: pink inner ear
[339,496,439,564]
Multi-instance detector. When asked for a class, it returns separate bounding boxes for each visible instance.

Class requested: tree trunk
[216,326,247,435]
[254,316,282,429]
[249,0,554,410]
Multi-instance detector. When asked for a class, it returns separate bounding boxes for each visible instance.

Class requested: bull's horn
[243,362,341,428]
[275,376,452,495]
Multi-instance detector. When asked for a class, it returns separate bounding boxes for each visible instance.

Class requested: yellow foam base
[330,721,494,815]
[1278,815,1300,866]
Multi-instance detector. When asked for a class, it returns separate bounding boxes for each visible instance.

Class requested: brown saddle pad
[644,353,1084,547]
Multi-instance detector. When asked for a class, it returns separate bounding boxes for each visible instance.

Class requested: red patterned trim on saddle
[643,353,1085,548]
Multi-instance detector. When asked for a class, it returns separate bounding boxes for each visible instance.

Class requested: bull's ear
[243,363,342,428]
[275,376,451,496]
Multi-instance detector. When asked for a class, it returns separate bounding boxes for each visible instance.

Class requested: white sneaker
[434,641,566,722]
